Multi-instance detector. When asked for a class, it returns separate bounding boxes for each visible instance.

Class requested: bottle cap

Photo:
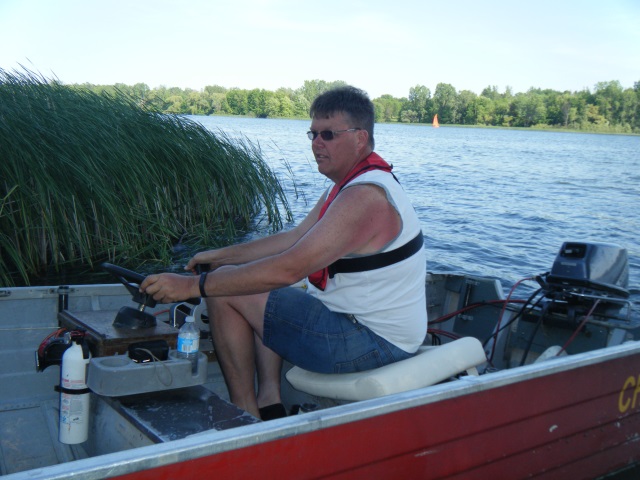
[185,315,195,323]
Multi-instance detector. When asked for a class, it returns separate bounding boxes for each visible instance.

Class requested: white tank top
[307,169,427,353]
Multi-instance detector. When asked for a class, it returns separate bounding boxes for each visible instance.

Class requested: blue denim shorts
[263,287,414,374]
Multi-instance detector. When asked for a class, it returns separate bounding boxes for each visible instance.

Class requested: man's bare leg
[254,333,283,409]
[206,292,270,418]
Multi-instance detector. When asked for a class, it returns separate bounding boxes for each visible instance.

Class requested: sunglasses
[307,128,362,141]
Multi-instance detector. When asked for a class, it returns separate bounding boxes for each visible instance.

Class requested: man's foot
[259,403,287,421]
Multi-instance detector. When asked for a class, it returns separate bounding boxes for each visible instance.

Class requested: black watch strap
[199,271,209,298]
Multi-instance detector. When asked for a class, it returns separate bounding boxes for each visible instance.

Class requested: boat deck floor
[0,397,89,474]
[0,363,235,476]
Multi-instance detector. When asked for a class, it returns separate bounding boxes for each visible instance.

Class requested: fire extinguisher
[58,338,91,444]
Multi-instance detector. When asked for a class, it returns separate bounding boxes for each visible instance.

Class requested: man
[141,86,426,420]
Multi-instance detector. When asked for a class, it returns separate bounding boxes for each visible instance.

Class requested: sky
[1,0,639,99]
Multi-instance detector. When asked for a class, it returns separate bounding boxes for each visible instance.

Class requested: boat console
[58,308,178,357]
[49,302,258,458]
[38,266,258,456]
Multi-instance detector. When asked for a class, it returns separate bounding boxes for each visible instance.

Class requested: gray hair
[310,86,375,149]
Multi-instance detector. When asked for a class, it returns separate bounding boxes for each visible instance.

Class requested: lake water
[189,115,639,305]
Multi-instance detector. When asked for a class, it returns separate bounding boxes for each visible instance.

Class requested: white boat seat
[285,337,486,402]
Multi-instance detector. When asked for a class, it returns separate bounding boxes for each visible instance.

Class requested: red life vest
[308,152,393,290]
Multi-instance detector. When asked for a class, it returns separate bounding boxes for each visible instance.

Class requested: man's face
[310,112,363,183]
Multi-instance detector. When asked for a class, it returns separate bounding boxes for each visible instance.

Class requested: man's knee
[206,292,269,326]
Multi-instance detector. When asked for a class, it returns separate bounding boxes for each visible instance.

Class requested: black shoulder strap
[328,232,423,278]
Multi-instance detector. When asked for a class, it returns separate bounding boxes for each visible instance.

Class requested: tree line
[78,79,640,134]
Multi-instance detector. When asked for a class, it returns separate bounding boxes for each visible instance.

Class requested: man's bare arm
[142,184,399,302]
[185,194,325,272]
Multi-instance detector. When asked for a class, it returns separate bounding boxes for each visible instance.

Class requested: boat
[1,241,639,479]
[433,114,439,127]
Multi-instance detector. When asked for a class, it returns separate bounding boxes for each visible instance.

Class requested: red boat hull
[112,345,640,480]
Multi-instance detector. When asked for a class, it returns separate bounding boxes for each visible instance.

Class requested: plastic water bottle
[177,316,199,374]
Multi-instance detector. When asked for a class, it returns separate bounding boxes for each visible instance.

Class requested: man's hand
[140,273,198,303]
[185,251,216,274]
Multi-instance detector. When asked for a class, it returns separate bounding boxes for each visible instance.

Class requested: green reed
[0,68,292,287]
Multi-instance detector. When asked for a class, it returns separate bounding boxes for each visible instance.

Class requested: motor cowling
[546,242,629,298]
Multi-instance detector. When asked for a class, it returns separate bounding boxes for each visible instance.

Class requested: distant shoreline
[192,113,640,137]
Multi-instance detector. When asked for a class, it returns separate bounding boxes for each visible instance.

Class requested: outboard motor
[537,241,631,323]
[507,242,635,367]
[536,242,631,326]
[546,242,629,298]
